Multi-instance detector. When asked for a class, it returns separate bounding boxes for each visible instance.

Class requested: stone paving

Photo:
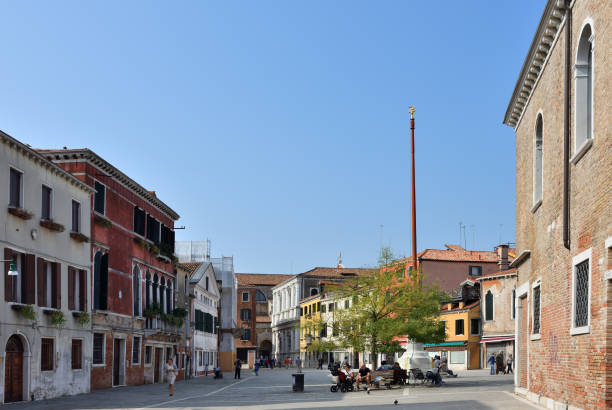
[10,368,542,409]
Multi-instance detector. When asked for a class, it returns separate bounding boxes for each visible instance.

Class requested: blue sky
[0,1,545,273]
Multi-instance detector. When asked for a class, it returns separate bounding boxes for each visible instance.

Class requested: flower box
[40,219,65,232]
[8,206,33,220]
[70,231,90,243]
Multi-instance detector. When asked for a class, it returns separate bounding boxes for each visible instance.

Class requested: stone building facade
[1,131,94,403]
[38,148,180,389]
[503,1,611,408]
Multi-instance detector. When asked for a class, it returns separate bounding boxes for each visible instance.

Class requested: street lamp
[1,260,18,276]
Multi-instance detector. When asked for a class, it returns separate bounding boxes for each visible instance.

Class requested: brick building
[235,273,292,367]
[503,1,611,408]
[38,149,180,389]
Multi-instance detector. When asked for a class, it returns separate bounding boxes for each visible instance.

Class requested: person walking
[165,358,177,396]
[234,358,242,379]
[271,357,276,369]
[487,353,495,375]
[285,357,290,369]
[317,357,323,370]
[296,357,302,373]
[506,354,513,374]
[495,352,505,375]
[254,361,260,376]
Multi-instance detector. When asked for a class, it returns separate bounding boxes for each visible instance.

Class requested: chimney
[497,244,509,271]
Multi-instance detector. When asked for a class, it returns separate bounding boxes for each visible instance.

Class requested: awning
[424,341,466,347]
[480,336,515,343]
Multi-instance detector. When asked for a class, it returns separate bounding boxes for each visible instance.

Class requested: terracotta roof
[440,300,480,314]
[236,273,294,287]
[476,268,517,280]
[298,267,374,279]
[178,262,202,274]
[256,315,271,323]
[418,245,498,263]
[299,294,320,304]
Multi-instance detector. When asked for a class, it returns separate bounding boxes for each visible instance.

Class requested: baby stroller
[330,368,355,392]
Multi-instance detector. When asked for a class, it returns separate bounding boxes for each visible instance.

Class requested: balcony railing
[144,317,183,336]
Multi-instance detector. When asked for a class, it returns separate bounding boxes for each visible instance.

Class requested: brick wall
[512,1,611,408]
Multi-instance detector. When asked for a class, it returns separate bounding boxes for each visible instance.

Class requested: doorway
[4,335,24,403]
[154,348,163,383]
[112,339,126,386]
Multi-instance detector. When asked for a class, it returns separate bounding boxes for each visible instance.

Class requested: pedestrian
[285,357,290,369]
[341,356,349,367]
[506,354,513,374]
[296,357,302,373]
[271,357,276,368]
[317,358,323,370]
[254,361,260,376]
[204,362,209,377]
[234,358,242,379]
[265,358,269,368]
[214,365,222,379]
[487,353,495,375]
[165,358,177,396]
[496,351,505,375]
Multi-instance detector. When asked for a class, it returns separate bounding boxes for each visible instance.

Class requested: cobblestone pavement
[10,368,541,409]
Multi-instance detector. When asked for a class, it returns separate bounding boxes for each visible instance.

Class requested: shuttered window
[132,337,141,365]
[71,201,80,232]
[71,339,82,370]
[146,215,160,244]
[41,338,54,371]
[533,285,541,334]
[93,333,105,364]
[455,319,464,335]
[41,185,52,220]
[133,207,146,236]
[204,312,213,333]
[9,168,22,207]
[94,181,105,214]
[240,309,251,321]
[93,253,108,310]
[485,290,494,321]
[195,310,204,331]
[68,267,87,311]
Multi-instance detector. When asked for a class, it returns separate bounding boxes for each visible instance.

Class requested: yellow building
[299,294,321,367]
[425,300,482,370]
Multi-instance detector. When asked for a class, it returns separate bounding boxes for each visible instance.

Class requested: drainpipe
[563,0,572,250]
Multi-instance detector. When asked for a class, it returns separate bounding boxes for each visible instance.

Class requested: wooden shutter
[68,267,75,310]
[52,263,61,309]
[79,270,87,312]
[4,248,13,302]
[24,254,36,304]
[37,258,45,306]
[100,255,108,310]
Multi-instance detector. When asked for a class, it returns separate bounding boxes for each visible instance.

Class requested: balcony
[144,317,184,337]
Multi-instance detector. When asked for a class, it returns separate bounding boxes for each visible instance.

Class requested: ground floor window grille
[145,346,152,364]
[72,339,82,370]
[132,337,141,364]
[533,285,541,334]
[574,260,589,328]
[41,338,54,371]
[93,333,104,364]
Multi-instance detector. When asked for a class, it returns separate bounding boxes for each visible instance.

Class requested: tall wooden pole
[410,106,417,273]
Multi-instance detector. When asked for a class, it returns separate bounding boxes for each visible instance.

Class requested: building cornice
[503,0,567,128]
[39,149,179,221]
[0,131,95,194]
[509,250,531,268]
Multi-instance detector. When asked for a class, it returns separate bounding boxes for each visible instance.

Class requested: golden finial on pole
[409,106,415,119]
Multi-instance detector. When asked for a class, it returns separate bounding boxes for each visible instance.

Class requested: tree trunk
[371,336,378,369]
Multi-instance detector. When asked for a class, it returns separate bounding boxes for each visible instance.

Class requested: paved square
[11,368,538,409]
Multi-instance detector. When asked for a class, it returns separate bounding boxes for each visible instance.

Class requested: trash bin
[292,373,304,392]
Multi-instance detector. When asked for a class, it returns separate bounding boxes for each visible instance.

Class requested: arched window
[166,279,172,313]
[534,114,543,205]
[256,290,266,302]
[310,288,318,296]
[145,271,151,309]
[485,290,494,321]
[575,23,593,151]
[160,277,166,313]
[133,265,141,316]
[153,274,159,306]
[93,252,108,310]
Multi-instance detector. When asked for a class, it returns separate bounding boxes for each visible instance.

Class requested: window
[71,201,80,232]
[511,289,516,320]
[344,300,349,309]
[68,267,87,311]
[329,303,334,312]
[93,333,105,364]
[450,351,465,364]
[133,266,141,316]
[37,259,60,309]
[9,168,22,207]
[41,338,54,371]
[469,266,482,276]
[320,324,327,338]
[534,114,543,205]
[533,285,541,335]
[94,181,105,214]
[485,290,494,321]
[132,337,141,365]
[145,346,152,365]
[241,329,250,341]
[317,301,321,312]
[256,290,266,302]
[195,310,204,331]
[310,288,318,296]
[242,292,249,302]
[146,214,160,244]
[321,303,326,313]
[41,185,52,220]
[93,252,108,310]
[240,309,251,321]
[470,318,480,335]
[204,312,214,333]
[71,339,82,370]
[572,248,591,334]
[455,319,464,335]
[205,276,209,291]
[574,23,593,152]
[133,207,145,236]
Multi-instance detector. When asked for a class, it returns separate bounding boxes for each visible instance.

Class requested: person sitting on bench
[356,363,371,390]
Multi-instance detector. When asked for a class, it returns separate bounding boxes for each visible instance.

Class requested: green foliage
[306,339,339,354]
[172,308,188,318]
[51,310,66,329]
[329,257,446,368]
[76,311,91,326]
[377,246,395,267]
[20,304,37,322]
[143,303,161,318]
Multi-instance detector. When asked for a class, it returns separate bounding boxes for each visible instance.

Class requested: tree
[329,256,446,368]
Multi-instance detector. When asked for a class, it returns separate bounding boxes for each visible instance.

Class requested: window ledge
[570,325,590,336]
[530,334,541,341]
[570,139,593,165]
[92,363,106,367]
[530,200,542,214]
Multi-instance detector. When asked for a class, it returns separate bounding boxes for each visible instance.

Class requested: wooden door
[154,348,162,383]
[113,339,121,386]
[5,335,24,403]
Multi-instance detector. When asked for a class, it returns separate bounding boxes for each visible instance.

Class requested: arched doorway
[259,340,272,360]
[5,335,24,403]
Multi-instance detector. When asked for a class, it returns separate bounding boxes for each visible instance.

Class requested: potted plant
[20,304,37,322]
[50,310,66,329]
[73,311,91,326]
[40,219,65,232]
[143,303,161,318]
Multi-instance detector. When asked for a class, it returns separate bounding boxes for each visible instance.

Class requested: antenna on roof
[470,225,475,250]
